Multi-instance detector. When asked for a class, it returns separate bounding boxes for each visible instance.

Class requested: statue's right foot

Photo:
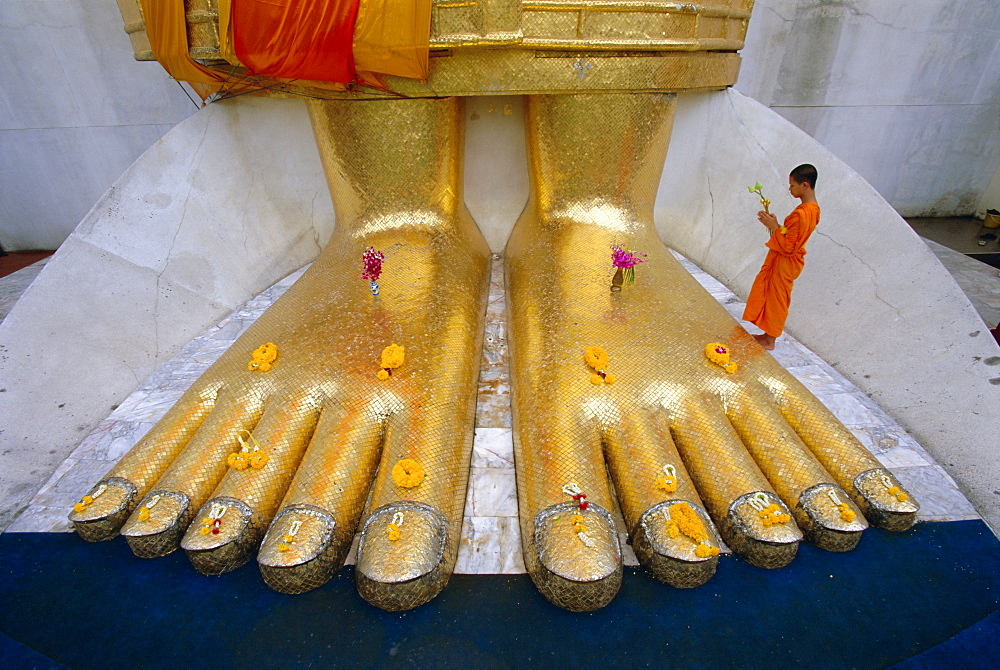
[69,97,492,611]
[505,92,915,611]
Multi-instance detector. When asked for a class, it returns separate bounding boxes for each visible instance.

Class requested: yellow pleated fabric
[353,0,433,80]
[139,0,224,97]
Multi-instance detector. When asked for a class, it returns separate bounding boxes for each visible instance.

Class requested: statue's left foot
[505,93,916,611]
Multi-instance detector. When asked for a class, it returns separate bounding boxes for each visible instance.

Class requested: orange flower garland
[392,458,424,488]
[247,342,278,372]
[705,343,737,374]
[584,346,616,385]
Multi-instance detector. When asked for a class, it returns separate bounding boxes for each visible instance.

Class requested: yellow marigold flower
[888,486,908,502]
[695,543,720,558]
[573,523,585,533]
[248,342,278,372]
[377,369,389,381]
[228,454,248,471]
[73,502,87,514]
[604,373,616,385]
[82,496,94,505]
[590,373,603,385]
[839,508,856,523]
[666,522,680,538]
[655,476,677,493]
[668,502,709,544]
[380,344,405,370]
[137,507,150,522]
[200,526,211,536]
[249,453,268,470]
[584,346,609,371]
[386,523,402,541]
[724,363,738,374]
[277,543,291,552]
[392,458,425,488]
[571,514,584,524]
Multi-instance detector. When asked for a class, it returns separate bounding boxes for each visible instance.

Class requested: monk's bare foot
[753,333,777,350]
[70,97,491,610]
[505,93,917,612]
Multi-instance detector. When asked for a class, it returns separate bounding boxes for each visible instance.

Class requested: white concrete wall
[0,0,196,251]
[738,0,1000,217]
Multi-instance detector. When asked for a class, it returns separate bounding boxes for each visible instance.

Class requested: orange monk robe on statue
[742,202,821,338]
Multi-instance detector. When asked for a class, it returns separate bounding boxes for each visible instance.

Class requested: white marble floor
[5,252,979,575]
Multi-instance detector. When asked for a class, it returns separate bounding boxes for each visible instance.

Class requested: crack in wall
[814,230,904,321]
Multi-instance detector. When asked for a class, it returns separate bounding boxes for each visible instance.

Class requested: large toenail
[633,500,720,588]
[796,484,868,552]
[69,477,136,542]
[529,502,622,611]
[258,505,344,595]
[355,502,448,611]
[853,468,919,531]
[181,497,255,575]
[724,491,802,569]
[121,490,191,558]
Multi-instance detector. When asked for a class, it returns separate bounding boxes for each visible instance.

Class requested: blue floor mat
[1,520,997,668]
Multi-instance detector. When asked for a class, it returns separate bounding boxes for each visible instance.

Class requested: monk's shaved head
[790,164,817,189]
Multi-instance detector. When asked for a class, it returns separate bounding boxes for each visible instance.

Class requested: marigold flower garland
[881,474,909,502]
[248,342,278,372]
[584,346,616,385]
[199,503,227,536]
[655,464,678,493]
[663,501,720,558]
[827,490,856,523]
[362,247,384,296]
[748,492,790,526]
[227,429,269,470]
[392,458,424,488]
[562,482,595,547]
[705,343,738,374]
[386,511,405,542]
[377,344,405,381]
[73,483,107,513]
[136,494,161,522]
[277,519,303,552]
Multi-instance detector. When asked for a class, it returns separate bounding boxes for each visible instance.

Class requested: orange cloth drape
[742,202,821,338]
[233,0,361,83]
[139,0,233,98]
[142,0,432,94]
[231,0,431,84]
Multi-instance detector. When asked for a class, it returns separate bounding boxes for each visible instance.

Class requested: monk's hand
[758,211,780,231]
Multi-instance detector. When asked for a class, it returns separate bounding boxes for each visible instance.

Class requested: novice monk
[743,164,820,350]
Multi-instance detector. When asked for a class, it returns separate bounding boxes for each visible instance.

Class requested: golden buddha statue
[70,0,917,612]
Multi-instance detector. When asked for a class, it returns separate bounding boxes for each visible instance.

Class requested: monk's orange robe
[743,202,821,338]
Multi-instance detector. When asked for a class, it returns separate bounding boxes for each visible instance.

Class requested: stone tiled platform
[5,252,979,574]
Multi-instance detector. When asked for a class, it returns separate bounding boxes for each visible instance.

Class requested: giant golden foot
[505,93,917,612]
[69,97,492,611]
